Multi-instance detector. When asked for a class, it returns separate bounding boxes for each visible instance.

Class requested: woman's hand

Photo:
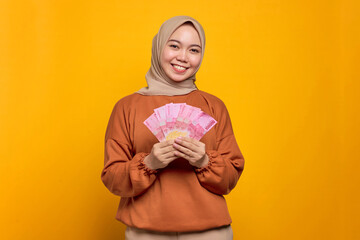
[173,137,209,168]
[144,139,177,170]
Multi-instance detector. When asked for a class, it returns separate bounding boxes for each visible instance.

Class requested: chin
[170,78,187,82]
[168,72,193,82]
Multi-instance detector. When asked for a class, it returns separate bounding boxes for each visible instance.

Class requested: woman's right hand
[143,139,177,170]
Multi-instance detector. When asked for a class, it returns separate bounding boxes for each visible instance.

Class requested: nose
[176,50,188,62]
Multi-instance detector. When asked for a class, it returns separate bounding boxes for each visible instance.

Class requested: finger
[162,150,177,159]
[173,142,194,158]
[174,150,190,160]
[159,139,175,148]
[167,155,178,162]
[176,137,201,147]
[154,140,174,153]
[160,144,176,154]
[174,138,198,152]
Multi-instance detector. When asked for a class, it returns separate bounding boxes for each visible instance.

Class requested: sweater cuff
[136,152,158,176]
[194,150,217,173]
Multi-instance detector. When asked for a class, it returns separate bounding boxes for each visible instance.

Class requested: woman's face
[160,23,202,82]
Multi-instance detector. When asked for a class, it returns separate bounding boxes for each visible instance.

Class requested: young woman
[101,16,245,240]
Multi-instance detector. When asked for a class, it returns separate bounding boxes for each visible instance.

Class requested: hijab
[136,16,206,96]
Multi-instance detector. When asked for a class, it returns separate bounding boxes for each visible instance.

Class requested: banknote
[165,103,184,133]
[144,103,217,142]
[154,105,167,127]
[165,129,189,140]
[143,113,165,142]
[175,104,201,130]
[187,112,217,140]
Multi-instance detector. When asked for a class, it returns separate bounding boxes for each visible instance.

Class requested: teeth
[173,65,186,70]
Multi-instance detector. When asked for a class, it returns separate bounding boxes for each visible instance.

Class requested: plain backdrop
[0,0,359,239]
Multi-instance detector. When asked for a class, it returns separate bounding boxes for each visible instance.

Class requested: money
[188,112,217,140]
[154,105,168,135]
[144,103,217,142]
[165,103,183,134]
[143,113,165,142]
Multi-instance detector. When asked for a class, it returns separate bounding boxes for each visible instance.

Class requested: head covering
[136,16,205,96]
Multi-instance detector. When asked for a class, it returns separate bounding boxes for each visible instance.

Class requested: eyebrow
[168,39,202,49]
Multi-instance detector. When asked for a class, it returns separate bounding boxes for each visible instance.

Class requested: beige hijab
[136,16,206,96]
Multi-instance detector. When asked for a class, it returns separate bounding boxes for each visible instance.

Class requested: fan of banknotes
[143,103,217,142]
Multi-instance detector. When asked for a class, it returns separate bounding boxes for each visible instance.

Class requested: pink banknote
[175,104,201,130]
[143,103,217,142]
[154,105,167,134]
[187,112,217,140]
[143,113,165,141]
[165,103,184,133]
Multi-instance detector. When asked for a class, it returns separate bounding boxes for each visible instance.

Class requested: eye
[169,44,179,49]
[190,48,200,53]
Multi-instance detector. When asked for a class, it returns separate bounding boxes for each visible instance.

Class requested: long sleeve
[100,91,244,232]
[194,100,245,195]
[101,100,158,197]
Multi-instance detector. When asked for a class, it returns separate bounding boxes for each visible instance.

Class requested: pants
[125,225,233,240]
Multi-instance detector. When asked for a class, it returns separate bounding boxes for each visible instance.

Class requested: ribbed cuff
[137,153,158,176]
[194,150,217,173]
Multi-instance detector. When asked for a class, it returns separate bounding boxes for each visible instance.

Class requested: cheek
[190,55,202,68]
[161,48,176,63]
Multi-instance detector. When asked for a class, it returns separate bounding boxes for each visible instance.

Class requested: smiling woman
[160,23,202,82]
[137,16,206,96]
[101,16,245,240]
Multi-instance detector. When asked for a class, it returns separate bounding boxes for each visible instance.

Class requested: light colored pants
[125,225,233,240]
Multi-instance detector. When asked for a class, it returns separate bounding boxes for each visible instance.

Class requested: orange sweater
[101,89,245,232]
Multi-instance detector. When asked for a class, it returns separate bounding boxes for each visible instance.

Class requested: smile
[171,64,188,73]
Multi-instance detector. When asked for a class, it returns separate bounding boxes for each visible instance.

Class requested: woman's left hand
[173,137,209,168]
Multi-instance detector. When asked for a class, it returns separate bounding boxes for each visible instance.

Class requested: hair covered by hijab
[136,16,206,96]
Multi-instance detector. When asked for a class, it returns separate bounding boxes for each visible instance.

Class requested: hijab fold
[136,16,205,96]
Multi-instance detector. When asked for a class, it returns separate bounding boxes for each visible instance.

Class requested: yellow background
[1,0,359,239]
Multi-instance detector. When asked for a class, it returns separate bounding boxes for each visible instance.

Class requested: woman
[101,16,245,240]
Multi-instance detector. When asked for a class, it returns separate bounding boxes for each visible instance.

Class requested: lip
[171,64,188,73]
[172,63,188,68]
